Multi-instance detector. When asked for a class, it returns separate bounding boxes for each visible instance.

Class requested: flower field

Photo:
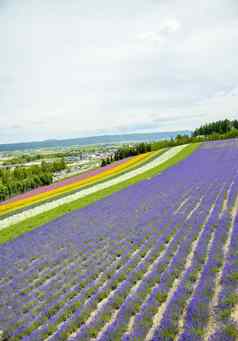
[0,139,238,341]
[1,157,135,206]
[0,150,157,217]
[0,145,185,232]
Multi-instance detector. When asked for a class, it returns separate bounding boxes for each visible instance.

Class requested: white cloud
[159,19,181,34]
[138,18,180,42]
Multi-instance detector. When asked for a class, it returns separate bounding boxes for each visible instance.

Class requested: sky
[1,0,238,143]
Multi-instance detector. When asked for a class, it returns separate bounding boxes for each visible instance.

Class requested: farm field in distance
[0,139,238,340]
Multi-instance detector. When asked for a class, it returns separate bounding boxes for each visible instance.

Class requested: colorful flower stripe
[0,146,183,231]
[1,156,133,205]
[0,152,152,216]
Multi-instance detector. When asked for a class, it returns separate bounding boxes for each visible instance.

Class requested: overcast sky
[1,0,238,143]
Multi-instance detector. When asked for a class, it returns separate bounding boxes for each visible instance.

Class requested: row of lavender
[0,139,238,340]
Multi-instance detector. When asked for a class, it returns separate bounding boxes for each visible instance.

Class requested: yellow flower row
[0,152,155,216]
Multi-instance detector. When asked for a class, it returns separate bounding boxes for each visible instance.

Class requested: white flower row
[0,145,188,231]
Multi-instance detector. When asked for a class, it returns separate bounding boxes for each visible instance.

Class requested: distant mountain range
[0,130,191,152]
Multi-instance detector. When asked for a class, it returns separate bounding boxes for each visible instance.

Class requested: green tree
[0,184,8,201]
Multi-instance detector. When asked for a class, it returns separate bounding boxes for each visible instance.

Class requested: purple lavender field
[1,139,238,341]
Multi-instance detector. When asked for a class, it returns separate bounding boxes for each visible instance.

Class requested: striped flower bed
[0,146,184,231]
[1,157,133,205]
[0,151,156,217]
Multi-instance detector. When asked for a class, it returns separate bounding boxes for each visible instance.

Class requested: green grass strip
[0,143,200,245]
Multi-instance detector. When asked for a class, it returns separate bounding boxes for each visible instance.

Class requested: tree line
[101,143,152,166]
[0,159,66,202]
[193,119,238,137]
[101,119,238,167]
